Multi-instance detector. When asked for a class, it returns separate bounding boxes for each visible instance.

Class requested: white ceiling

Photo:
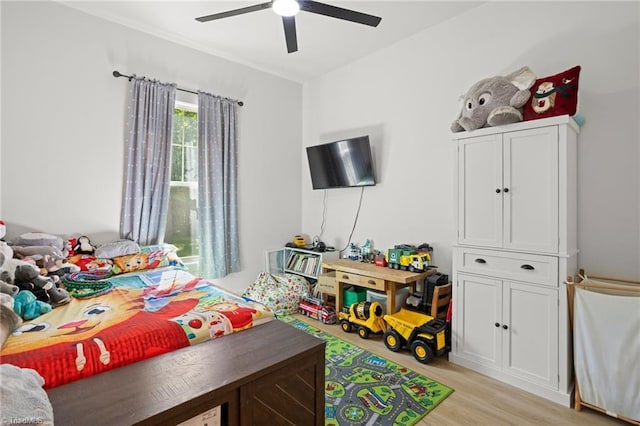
[58,1,483,82]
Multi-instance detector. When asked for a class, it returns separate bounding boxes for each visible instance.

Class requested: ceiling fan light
[273,0,300,17]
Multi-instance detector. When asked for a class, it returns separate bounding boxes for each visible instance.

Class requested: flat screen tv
[306,136,376,190]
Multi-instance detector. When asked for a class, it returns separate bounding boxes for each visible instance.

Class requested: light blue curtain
[197,92,239,278]
[120,77,176,245]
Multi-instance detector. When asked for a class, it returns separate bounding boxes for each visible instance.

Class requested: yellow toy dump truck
[382,308,448,363]
[338,301,386,339]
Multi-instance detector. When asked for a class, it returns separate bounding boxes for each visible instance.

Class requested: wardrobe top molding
[451,115,581,140]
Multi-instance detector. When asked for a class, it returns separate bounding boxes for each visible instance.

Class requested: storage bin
[343,286,367,307]
[366,287,409,313]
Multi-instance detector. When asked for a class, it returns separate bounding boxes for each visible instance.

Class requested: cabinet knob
[503,324,509,330]
[342,274,349,279]
[503,188,509,193]
[495,188,501,193]
[368,280,376,285]
[495,322,500,328]
[474,258,487,264]
[520,264,535,270]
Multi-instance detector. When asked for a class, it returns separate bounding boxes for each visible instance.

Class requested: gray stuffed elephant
[451,66,536,132]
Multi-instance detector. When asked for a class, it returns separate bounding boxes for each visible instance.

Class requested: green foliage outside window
[167,107,199,260]
[171,108,198,182]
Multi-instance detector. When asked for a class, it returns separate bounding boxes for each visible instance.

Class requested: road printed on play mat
[280,317,453,426]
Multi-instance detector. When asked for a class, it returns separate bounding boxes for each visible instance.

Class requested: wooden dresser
[47,320,325,425]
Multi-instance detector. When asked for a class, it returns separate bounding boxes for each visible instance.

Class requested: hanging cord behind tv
[316,190,328,242]
[337,186,365,256]
[312,190,329,250]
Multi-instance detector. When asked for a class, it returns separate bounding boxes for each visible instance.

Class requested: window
[166,102,199,272]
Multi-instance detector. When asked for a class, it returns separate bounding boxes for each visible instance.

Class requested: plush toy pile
[451,65,583,133]
[1,235,70,329]
[0,224,97,331]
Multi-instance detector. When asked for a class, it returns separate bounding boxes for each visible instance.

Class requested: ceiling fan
[195,0,382,54]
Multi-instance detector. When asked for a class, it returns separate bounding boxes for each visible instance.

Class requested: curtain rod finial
[113,70,121,77]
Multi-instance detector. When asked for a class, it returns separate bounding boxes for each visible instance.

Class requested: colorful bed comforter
[0,267,275,389]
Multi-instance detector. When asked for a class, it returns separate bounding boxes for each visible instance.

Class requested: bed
[1,264,325,424]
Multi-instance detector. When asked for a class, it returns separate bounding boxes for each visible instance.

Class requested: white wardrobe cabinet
[457,125,559,253]
[451,115,579,407]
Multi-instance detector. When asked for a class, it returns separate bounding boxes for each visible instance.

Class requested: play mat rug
[279,316,454,426]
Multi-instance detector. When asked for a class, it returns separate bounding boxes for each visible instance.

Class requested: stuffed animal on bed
[13,290,52,320]
[0,242,18,284]
[0,304,22,347]
[1,279,19,297]
[451,66,537,132]
[0,242,41,284]
[14,264,71,307]
[73,236,96,255]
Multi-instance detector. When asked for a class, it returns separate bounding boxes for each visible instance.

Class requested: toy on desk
[345,243,360,260]
[299,295,336,325]
[360,239,374,262]
[416,242,433,255]
[374,254,387,267]
[385,246,432,272]
[337,301,386,339]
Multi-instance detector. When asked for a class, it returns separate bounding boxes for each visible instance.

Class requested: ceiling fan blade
[195,2,273,23]
[299,0,381,27]
[282,16,298,53]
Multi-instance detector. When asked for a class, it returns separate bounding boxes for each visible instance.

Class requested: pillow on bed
[12,232,64,250]
[523,65,581,121]
[94,239,140,259]
[110,244,184,275]
[243,272,311,315]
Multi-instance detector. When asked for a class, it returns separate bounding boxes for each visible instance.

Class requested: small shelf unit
[265,247,338,282]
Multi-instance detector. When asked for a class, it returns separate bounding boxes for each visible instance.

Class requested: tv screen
[306,136,376,190]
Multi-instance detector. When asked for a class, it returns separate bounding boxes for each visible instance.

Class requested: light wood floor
[293,314,627,426]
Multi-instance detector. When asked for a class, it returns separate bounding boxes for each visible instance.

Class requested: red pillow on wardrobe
[523,65,581,121]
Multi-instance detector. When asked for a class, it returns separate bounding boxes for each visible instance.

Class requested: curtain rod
[112,70,244,106]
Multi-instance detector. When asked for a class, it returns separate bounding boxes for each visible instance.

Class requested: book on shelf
[285,251,319,277]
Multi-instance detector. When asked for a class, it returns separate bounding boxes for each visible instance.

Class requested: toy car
[383,308,447,363]
[338,301,386,339]
[299,296,336,324]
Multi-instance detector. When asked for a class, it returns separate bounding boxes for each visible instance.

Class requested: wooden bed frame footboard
[47,320,326,425]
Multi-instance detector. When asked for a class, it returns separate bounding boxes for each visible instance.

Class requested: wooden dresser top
[47,320,324,425]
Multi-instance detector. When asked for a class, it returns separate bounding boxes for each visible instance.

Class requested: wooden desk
[322,259,436,315]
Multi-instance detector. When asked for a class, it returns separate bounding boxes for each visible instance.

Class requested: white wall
[1,1,303,293]
[302,2,640,280]
[2,1,638,293]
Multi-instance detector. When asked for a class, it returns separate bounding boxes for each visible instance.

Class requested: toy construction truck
[338,301,386,339]
[383,308,447,363]
[385,247,431,272]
